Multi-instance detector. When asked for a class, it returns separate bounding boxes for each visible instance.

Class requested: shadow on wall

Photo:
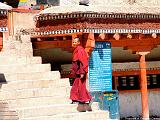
[0,73,7,83]
[0,0,20,8]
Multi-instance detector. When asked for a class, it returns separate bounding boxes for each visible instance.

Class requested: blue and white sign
[89,42,112,91]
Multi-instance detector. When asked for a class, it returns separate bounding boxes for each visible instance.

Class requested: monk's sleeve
[78,48,88,74]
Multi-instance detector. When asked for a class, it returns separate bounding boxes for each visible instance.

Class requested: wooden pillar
[7,11,14,36]
[137,52,150,119]
[83,33,95,57]
[83,33,95,90]
[113,76,118,90]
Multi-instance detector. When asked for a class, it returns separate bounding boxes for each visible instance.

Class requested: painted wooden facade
[0,9,8,50]
[0,2,12,50]
[31,5,160,119]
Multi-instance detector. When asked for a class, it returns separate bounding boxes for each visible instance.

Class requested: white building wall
[27,0,37,6]
[24,0,160,6]
[119,91,160,117]
[12,12,36,35]
[89,0,160,6]
[89,0,124,6]
[60,0,79,6]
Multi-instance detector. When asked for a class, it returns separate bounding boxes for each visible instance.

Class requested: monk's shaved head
[72,37,80,48]
[74,37,80,41]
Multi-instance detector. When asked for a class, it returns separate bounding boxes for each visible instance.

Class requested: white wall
[12,12,36,35]
[60,0,79,6]
[119,91,160,117]
[89,0,160,6]
[27,0,37,6]
[89,0,124,5]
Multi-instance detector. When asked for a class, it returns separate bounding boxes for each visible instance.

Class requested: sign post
[89,42,112,91]
[89,42,120,119]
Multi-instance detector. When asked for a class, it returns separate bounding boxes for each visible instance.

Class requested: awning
[38,5,160,16]
[0,2,12,10]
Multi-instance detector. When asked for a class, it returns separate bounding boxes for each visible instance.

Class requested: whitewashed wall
[27,0,37,6]
[89,0,124,5]
[89,0,160,6]
[12,12,36,35]
[119,91,160,117]
[60,0,79,5]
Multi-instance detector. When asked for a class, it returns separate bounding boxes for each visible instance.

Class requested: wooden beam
[31,32,83,38]
[97,37,160,47]
[113,69,160,76]
[83,33,95,56]
[32,40,72,49]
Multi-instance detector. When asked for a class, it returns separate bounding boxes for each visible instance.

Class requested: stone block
[0,64,51,74]
[17,102,99,118]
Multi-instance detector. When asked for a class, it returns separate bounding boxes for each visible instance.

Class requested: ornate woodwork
[33,6,160,119]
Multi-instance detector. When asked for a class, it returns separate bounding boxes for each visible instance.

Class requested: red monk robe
[70,45,92,103]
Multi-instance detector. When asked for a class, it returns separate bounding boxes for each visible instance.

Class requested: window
[114,74,160,91]
[147,74,160,89]
[116,75,139,90]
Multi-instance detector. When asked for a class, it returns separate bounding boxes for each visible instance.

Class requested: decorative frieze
[32,28,160,36]
[0,27,8,32]
[36,13,160,21]
[0,10,7,15]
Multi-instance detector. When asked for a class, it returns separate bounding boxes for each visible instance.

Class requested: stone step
[0,64,51,73]
[0,102,9,108]
[7,96,71,108]
[16,103,99,118]
[0,78,69,91]
[51,78,70,87]
[0,107,11,112]
[0,115,19,120]
[0,102,19,120]
[0,56,42,65]
[21,111,109,120]
[0,80,54,91]
[0,49,33,58]
[0,71,60,82]
[0,77,69,91]
[0,86,71,100]
[0,110,17,116]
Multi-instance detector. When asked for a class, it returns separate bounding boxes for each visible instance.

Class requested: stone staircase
[0,101,19,120]
[0,35,109,120]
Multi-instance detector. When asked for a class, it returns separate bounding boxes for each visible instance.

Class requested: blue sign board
[89,42,112,91]
[90,91,120,119]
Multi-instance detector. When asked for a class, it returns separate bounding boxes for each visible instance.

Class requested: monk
[70,37,92,112]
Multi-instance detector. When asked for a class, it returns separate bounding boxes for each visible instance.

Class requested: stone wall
[0,35,33,57]
[119,91,160,118]
[12,12,36,36]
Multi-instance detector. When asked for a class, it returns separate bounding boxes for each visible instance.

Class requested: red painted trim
[113,70,160,76]
[12,8,40,13]
[0,33,3,51]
